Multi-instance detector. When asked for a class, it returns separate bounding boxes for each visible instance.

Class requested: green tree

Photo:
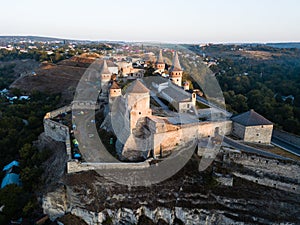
[0,185,28,221]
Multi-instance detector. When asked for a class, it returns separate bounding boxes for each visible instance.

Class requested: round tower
[183,81,189,90]
[155,49,165,73]
[100,60,112,95]
[109,81,122,98]
[169,51,183,87]
[125,80,152,133]
[101,60,111,83]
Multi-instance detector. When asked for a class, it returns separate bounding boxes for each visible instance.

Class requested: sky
[1,0,300,43]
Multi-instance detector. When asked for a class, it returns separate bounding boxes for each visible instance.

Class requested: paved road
[223,136,289,160]
[73,108,118,162]
[271,136,300,157]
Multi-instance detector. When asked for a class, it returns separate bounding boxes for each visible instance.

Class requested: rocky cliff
[40,148,300,225]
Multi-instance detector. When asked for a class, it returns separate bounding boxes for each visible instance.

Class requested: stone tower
[109,81,121,98]
[183,81,189,90]
[155,49,165,73]
[125,80,152,133]
[109,81,122,110]
[100,60,111,95]
[169,51,183,87]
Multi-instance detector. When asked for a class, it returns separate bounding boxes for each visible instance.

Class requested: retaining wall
[224,152,300,193]
[67,161,150,173]
[44,105,72,160]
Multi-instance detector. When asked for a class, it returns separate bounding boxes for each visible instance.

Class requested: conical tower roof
[156,49,164,64]
[170,51,182,72]
[110,81,121,89]
[126,80,149,94]
[101,60,111,75]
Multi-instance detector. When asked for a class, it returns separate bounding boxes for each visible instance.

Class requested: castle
[44,49,274,163]
[101,51,232,160]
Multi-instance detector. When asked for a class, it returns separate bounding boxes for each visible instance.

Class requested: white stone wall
[153,120,232,156]
[232,122,273,144]
[44,105,72,160]
[244,125,273,144]
[44,119,69,142]
[67,160,150,174]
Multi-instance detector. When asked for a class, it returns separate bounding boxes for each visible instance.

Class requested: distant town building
[117,61,133,76]
[127,68,145,80]
[231,109,273,144]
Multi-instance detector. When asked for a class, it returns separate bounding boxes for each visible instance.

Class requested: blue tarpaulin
[74,153,81,159]
[3,160,19,172]
[1,173,21,188]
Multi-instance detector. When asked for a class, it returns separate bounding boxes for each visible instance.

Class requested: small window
[177,79,179,81]
[256,133,259,136]
[139,112,141,115]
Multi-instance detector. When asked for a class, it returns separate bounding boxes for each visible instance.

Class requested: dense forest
[0,63,61,223]
[190,44,300,135]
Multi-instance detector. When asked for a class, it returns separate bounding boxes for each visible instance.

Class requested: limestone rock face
[41,149,300,224]
[42,186,67,221]
[43,201,240,225]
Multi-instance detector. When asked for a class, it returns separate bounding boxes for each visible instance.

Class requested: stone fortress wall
[43,106,299,194]
[67,161,151,173]
[223,151,300,193]
[44,105,72,160]
[152,120,232,155]
[43,104,156,173]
